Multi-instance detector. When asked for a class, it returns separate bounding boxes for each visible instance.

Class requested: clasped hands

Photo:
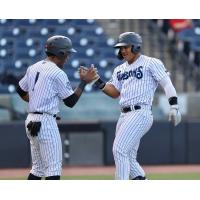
[78,64,99,83]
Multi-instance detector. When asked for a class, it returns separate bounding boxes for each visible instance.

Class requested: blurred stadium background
[1,19,200,179]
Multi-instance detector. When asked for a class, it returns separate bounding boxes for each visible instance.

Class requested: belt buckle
[121,107,126,113]
[121,106,131,113]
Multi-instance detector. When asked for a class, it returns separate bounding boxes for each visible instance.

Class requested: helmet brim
[114,43,129,48]
[68,48,77,53]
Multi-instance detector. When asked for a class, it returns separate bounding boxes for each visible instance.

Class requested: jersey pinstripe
[109,55,169,180]
[19,59,74,177]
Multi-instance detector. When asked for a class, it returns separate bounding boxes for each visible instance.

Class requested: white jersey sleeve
[149,58,169,82]
[107,68,122,91]
[55,71,74,99]
[19,67,30,92]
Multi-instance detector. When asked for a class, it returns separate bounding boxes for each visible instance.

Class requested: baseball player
[92,32,182,180]
[16,35,97,180]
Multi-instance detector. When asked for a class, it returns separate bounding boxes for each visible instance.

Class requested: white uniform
[19,59,74,177]
[108,55,169,180]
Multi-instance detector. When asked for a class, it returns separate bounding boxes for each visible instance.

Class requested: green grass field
[2,172,200,180]
[61,172,200,180]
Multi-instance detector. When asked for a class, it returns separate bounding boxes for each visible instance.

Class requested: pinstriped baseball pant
[112,108,153,180]
[25,113,62,177]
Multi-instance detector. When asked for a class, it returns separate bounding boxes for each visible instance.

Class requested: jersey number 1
[32,72,40,91]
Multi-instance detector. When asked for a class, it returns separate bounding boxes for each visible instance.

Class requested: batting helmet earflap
[114,32,142,57]
[45,35,77,58]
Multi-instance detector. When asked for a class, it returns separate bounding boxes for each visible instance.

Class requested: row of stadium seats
[0,25,106,39]
[154,19,200,67]
[177,27,200,65]
[0,19,96,26]
[0,19,121,93]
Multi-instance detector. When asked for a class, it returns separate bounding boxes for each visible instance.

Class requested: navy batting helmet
[114,32,142,59]
[45,35,76,58]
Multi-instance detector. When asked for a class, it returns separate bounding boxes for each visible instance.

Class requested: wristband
[168,96,178,105]
[78,80,87,90]
[95,78,106,90]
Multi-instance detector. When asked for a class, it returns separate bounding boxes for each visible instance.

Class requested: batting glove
[168,105,182,126]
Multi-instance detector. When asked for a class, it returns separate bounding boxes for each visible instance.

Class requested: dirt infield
[0,165,200,179]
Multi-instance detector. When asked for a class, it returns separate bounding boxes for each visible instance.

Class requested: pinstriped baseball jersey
[108,55,169,107]
[19,59,74,114]
[19,59,74,177]
[110,54,169,180]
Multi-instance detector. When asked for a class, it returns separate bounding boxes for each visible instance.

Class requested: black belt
[121,105,141,113]
[31,112,61,120]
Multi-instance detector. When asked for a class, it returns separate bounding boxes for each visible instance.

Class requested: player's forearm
[74,80,87,97]
[63,81,86,108]
[159,76,178,105]
[102,84,120,98]
[159,76,181,126]
[16,85,29,102]
[94,78,120,98]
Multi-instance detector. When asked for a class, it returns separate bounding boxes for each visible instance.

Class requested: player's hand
[168,105,182,126]
[79,65,98,75]
[89,64,100,82]
[78,64,99,83]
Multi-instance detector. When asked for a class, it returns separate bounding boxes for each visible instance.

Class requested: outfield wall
[0,120,200,168]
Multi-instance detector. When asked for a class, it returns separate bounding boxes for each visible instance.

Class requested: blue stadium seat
[84,36,108,47]
[13,19,44,26]
[14,46,30,59]
[1,26,27,38]
[43,19,62,26]
[0,48,14,60]
[178,27,200,42]
[26,26,56,38]
[0,84,10,93]
[0,37,15,49]
[55,26,79,38]
[58,19,74,25]
[189,39,200,66]
[15,40,27,48]
[14,58,32,69]
[0,19,14,27]
[79,26,98,36]
[193,19,200,27]
[70,58,91,68]
[44,19,73,26]
[97,47,117,58]
[14,19,30,26]
[190,39,200,52]
[98,57,121,68]
[63,67,78,82]
[25,37,43,49]
[72,19,96,26]
[54,27,69,35]
[177,27,200,55]
[0,63,5,80]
